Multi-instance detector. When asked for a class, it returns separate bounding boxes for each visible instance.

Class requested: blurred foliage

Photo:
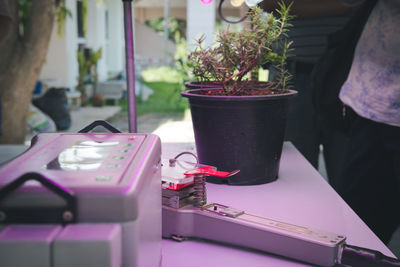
[18,0,31,37]
[120,81,187,115]
[18,0,72,37]
[120,16,191,115]
[82,0,88,36]
[123,34,191,115]
[76,48,102,93]
[146,17,186,42]
[56,2,72,36]
[141,66,186,84]
[172,32,193,82]
[139,81,187,114]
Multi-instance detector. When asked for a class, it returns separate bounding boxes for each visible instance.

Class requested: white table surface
[0,142,394,266]
[161,142,394,267]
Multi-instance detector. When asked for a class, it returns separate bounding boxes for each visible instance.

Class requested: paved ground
[25,106,122,143]
[62,106,195,143]
[108,109,195,143]
[68,106,122,132]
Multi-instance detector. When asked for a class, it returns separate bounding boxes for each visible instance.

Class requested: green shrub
[142,66,186,83]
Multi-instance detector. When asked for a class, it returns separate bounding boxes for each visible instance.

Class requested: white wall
[40,0,79,89]
[42,0,195,90]
[186,0,215,49]
[86,0,107,81]
[40,0,126,90]
[65,0,79,89]
[105,0,125,75]
[134,20,176,64]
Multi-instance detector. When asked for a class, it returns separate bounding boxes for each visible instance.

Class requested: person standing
[260,1,359,182]
[336,0,400,244]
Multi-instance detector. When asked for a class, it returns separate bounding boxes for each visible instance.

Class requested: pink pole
[123,0,137,133]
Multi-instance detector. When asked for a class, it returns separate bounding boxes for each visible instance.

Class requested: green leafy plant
[82,0,88,36]
[188,3,293,95]
[56,2,72,36]
[146,17,186,42]
[18,0,31,37]
[88,48,102,94]
[76,48,102,94]
[77,50,89,94]
[173,32,192,82]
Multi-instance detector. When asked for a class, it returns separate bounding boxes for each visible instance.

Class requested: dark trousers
[280,66,348,183]
[335,113,400,243]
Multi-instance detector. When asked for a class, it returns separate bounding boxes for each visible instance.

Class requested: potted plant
[76,50,90,106]
[76,48,104,107]
[182,3,296,185]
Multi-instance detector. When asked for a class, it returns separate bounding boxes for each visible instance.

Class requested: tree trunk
[0,0,57,144]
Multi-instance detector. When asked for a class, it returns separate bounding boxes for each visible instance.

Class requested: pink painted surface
[161,142,394,266]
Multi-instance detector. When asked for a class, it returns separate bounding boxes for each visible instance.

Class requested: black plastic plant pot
[182,88,297,185]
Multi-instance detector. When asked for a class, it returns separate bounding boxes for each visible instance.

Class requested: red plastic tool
[184,166,240,178]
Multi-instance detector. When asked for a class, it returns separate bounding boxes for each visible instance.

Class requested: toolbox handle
[79,120,121,133]
[0,172,77,224]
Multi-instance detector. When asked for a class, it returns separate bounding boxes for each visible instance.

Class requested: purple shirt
[339,0,400,127]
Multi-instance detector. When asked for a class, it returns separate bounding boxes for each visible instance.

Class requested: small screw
[0,211,6,221]
[63,211,74,222]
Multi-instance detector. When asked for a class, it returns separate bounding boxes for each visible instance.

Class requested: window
[77,0,85,38]
[105,10,109,40]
